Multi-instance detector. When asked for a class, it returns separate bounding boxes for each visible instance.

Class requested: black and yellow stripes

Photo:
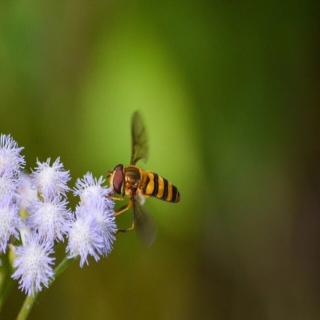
[143,172,180,203]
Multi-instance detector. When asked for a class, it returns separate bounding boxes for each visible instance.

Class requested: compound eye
[113,165,124,194]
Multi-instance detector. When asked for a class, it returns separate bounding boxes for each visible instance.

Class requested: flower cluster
[0,134,25,253]
[67,173,116,267]
[0,134,117,296]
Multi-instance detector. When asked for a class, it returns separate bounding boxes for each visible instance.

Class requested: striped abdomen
[142,172,180,203]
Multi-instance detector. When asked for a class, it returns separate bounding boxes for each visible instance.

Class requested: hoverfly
[107,111,180,245]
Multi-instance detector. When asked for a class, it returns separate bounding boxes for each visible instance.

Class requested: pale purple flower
[73,172,116,258]
[66,212,104,267]
[0,175,17,203]
[77,198,116,256]
[27,196,72,243]
[0,134,25,178]
[12,235,55,296]
[17,174,38,210]
[32,158,70,199]
[73,172,111,206]
[0,197,20,253]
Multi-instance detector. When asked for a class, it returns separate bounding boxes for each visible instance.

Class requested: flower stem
[16,257,74,320]
[0,252,14,312]
[0,277,15,312]
[54,257,73,278]
[16,293,38,320]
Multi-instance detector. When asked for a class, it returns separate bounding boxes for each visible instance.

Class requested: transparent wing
[133,199,156,246]
[130,111,149,165]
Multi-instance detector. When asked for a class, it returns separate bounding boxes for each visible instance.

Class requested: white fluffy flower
[12,235,55,296]
[27,196,72,243]
[0,175,17,204]
[17,174,38,210]
[0,134,25,178]
[68,172,117,266]
[0,197,20,253]
[66,213,104,267]
[32,158,70,199]
[77,198,116,256]
[73,172,112,206]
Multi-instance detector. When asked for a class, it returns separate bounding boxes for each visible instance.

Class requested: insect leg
[117,221,135,233]
[114,200,132,217]
[109,195,125,201]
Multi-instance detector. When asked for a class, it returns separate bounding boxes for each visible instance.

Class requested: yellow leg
[114,200,132,217]
[109,195,125,201]
[117,221,135,233]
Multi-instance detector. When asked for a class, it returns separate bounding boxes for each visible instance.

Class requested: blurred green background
[1,0,320,319]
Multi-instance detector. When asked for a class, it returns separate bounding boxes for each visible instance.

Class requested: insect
[108,111,180,245]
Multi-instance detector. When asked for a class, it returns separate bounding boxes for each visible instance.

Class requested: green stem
[0,277,15,312]
[16,293,38,320]
[0,253,14,312]
[16,257,74,320]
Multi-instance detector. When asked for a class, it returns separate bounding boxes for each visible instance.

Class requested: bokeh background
[0,0,320,319]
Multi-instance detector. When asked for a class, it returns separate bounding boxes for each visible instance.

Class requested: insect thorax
[124,166,142,195]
